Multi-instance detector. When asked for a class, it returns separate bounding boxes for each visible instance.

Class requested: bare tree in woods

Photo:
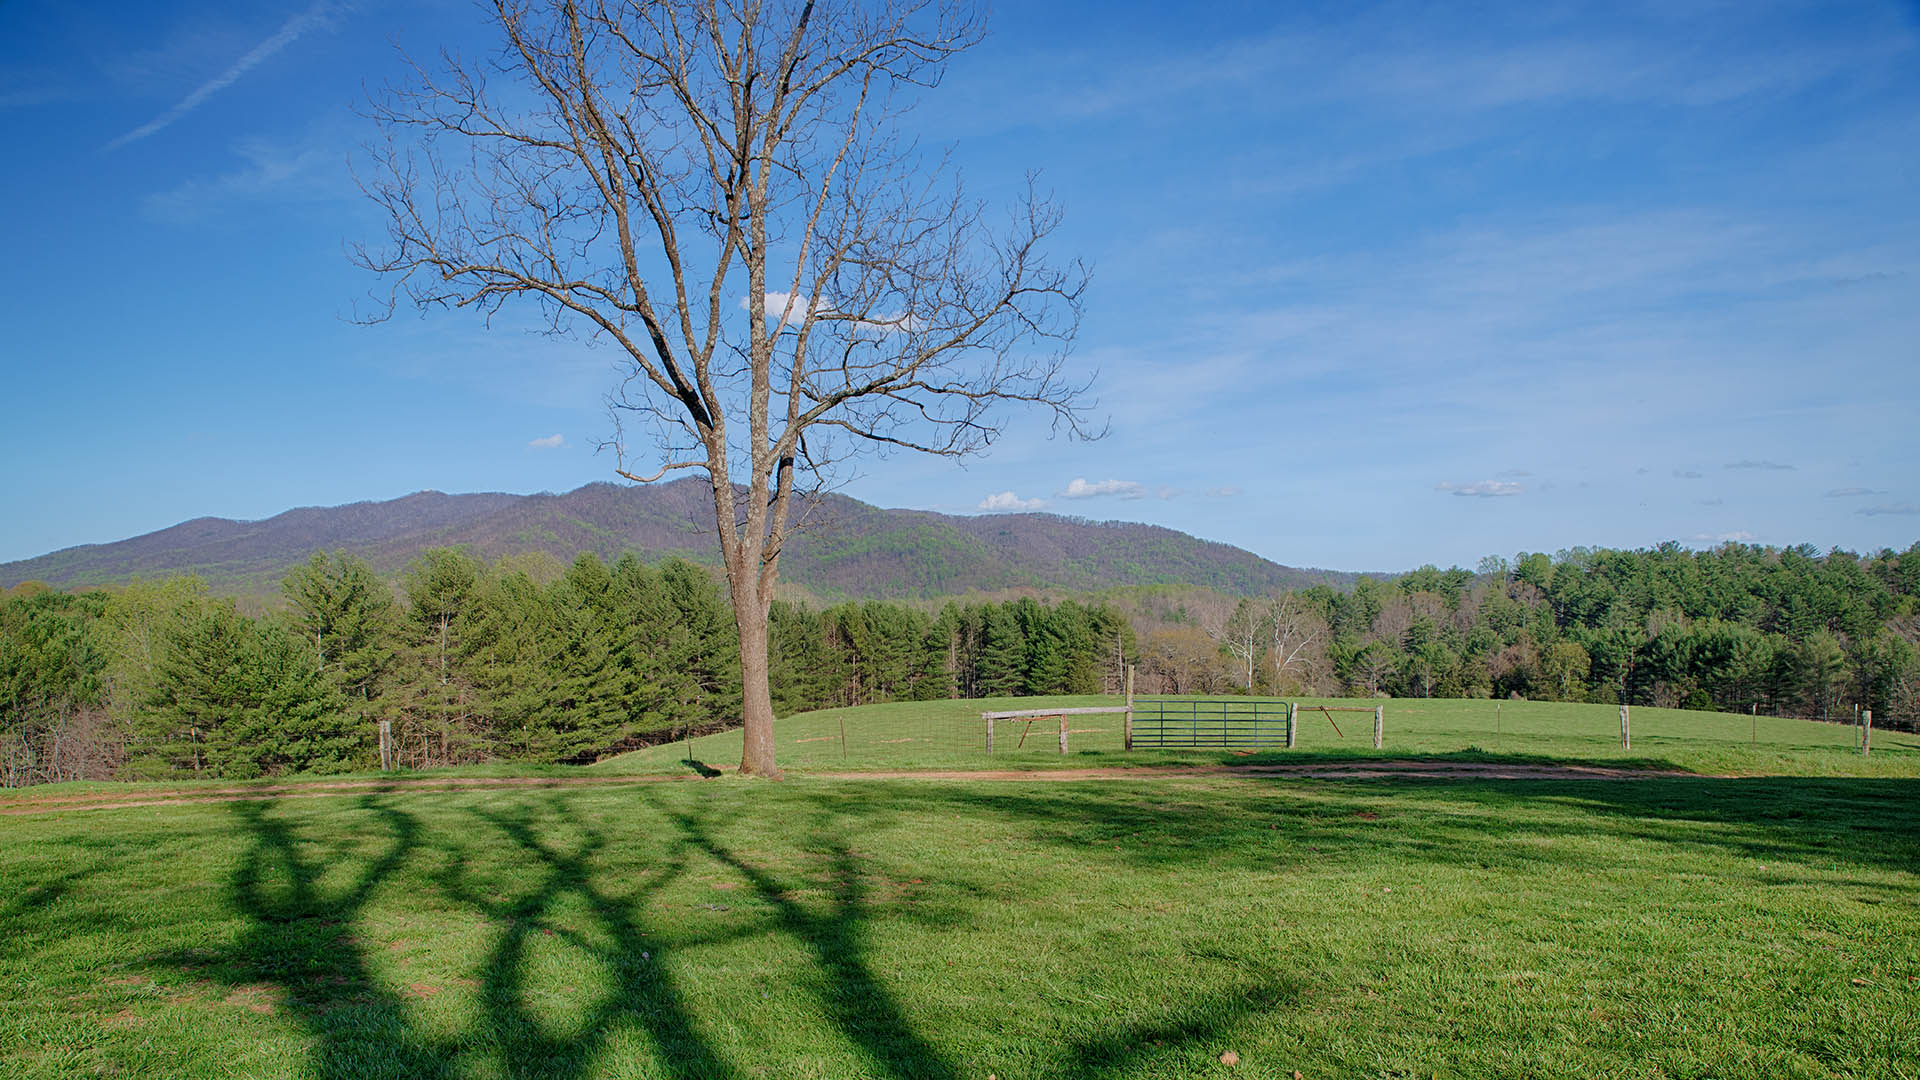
[356,0,1093,776]
[1264,592,1323,694]
[1211,597,1265,693]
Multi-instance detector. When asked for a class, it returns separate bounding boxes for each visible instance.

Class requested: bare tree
[356,0,1092,776]
[1263,592,1323,694]
[1208,597,1265,693]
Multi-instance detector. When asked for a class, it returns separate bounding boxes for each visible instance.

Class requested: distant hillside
[0,478,1353,600]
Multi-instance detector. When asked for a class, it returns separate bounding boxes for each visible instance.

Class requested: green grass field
[594,696,1920,779]
[4,699,1917,1078]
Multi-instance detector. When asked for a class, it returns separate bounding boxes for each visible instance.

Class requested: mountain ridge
[0,478,1355,600]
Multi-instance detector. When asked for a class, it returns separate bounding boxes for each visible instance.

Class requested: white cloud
[106,1,340,150]
[1724,460,1795,471]
[742,291,819,327]
[977,491,1047,512]
[1058,477,1147,499]
[1436,480,1524,498]
[528,434,566,449]
[1672,469,1703,480]
[1859,503,1920,517]
[742,291,915,335]
[1687,530,1758,543]
[1205,486,1241,498]
[1825,487,1880,497]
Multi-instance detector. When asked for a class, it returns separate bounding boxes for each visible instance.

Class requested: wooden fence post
[1373,705,1384,749]
[1619,704,1630,751]
[1862,709,1872,756]
[1286,702,1297,749]
[1058,714,1069,755]
[1124,664,1135,750]
[984,713,994,755]
[379,720,393,771]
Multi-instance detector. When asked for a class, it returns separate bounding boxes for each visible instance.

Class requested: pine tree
[976,605,1027,697]
[282,552,397,703]
[143,603,351,779]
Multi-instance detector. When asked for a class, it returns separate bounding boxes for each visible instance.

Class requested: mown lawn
[4,771,1916,1078]
[593,696,1920,779]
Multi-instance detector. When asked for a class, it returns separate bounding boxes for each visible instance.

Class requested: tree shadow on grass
[111,781,1497,1078]
[444,800,740,1079]
[145,796,455,1079]
[666,804,964,1080]
[815,772,1920,885]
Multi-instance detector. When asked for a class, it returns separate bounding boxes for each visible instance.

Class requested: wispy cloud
[1205,486,1241,498]
[528,434,566,449]
[1688,530,1758,543]
[978,491,1046,512]
[1672,469,1703,480]
[1858,503,1920,516]
[1724,460,1795,471]
[143,133,345,222]
[106,1,340,151]
[1058,477,1146,499]
[1825,487,1881,497]
[0,84,68,110]
[1437,480,1524,498]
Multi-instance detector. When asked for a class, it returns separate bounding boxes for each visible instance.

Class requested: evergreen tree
[142,603,353,779]
[283,551,397,704]
[976,605,1027,696]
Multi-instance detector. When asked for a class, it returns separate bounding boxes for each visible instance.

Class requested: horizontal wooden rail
[979,707,1133,720]
[982,706,1133,755]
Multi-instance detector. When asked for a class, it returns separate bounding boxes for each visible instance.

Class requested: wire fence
[595,695,1920,773]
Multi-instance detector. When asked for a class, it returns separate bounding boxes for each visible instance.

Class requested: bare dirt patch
[223,984,283,1014]
[2,760,1689,816]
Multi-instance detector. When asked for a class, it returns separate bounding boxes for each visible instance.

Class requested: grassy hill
[595,696,1920,778]
[0,478,1351,601]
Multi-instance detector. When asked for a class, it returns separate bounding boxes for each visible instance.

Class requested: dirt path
[0,760,1688,816]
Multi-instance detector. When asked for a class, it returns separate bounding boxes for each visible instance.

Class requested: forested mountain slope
[0,478,1342,600]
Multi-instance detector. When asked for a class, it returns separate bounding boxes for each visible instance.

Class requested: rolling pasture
[595,695,1920,778]
[3,700,1916,1079]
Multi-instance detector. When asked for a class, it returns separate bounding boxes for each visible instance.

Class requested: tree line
[6,540,1916,785]
[1125,543,1919,724]
[0,549,1128,785]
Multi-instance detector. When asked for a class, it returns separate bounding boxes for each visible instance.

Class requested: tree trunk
[732,587,782,779]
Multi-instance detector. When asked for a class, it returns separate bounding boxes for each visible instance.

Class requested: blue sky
[2,0,1917,572]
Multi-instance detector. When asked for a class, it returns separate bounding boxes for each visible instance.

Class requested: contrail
[105,1,337,151]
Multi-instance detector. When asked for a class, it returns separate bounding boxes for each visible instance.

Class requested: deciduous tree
[357,0,1092,776]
